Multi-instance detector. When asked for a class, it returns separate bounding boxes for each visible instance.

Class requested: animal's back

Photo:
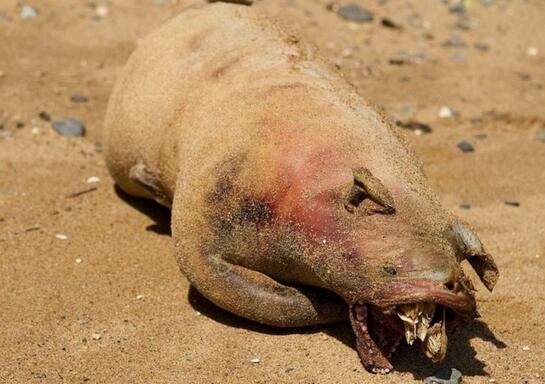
[103,3,334,203]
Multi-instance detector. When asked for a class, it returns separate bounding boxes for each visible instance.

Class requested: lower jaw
[349,286,476,374]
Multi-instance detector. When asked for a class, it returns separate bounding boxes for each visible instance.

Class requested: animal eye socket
[383,264,397,276]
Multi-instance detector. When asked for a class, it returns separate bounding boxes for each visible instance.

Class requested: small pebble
[250,357,261,364]
[424,366,462,384]
[522,345,530,351]
[86,176,100,184]
[527,47,538,57]
[337,4,374,23]
[75,258,82,264]
[38,111,51,122]
[52,118,85,137]
[473,133,488,139]
[136,294,145,300]
[70,94,89,103]
[95,5,109,18]
[20,5,38,19]
[31,127,40,135]
[481,0,495,6]
[0,70,5,78]
[459,204,471,210]
[25,224,41,232]
[91,333,101,340]
[381,18,401,30]
[457,141,474,153]
[438,106,454,118]
[78,319,88,325]
[55,234,68,240]
[341,48,354,58]
[504,200,520,207]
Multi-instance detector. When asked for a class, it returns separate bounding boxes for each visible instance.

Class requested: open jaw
[348,280,477,374]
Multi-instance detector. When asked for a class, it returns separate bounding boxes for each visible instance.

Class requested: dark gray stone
[504,200,520,207]
[459,204,471,210]
[424,367,463,384]
[457,141,474,152]
[52,118,85,137]
[338,4,374,23]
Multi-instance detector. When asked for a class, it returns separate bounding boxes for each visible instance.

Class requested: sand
[0,0,544,383]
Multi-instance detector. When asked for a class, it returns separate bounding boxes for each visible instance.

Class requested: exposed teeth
[416,302,435,341]
[397,302,436,345]
[423,307,448,362]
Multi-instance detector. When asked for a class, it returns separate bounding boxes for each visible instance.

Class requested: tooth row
[397,302,435,345]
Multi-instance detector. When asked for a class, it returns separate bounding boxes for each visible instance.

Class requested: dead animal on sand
[103,3,499,374]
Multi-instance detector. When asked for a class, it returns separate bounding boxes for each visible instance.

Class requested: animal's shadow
[114,186,171,236]
[189,287,506,379]
[113,186,506,379]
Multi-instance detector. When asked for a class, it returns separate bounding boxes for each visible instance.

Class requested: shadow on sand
[114,185,171,236]
[113,185,506,379]
[188,286,506,379]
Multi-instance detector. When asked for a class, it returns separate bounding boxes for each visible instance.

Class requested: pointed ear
[451,222,499,292]
[344,167,396,214]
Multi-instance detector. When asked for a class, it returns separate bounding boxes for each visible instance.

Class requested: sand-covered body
[104,4,497,374]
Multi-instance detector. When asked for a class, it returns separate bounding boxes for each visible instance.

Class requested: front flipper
[175,244,346,327]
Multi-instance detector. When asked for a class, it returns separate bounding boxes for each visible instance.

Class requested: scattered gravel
[250,357,260,364]
[457,141,474,153]
[337,4,374,23]
[424,367,463,384]
[52,118,85,137]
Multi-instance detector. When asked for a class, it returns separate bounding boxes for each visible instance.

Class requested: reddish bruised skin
[104,3,497,375]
